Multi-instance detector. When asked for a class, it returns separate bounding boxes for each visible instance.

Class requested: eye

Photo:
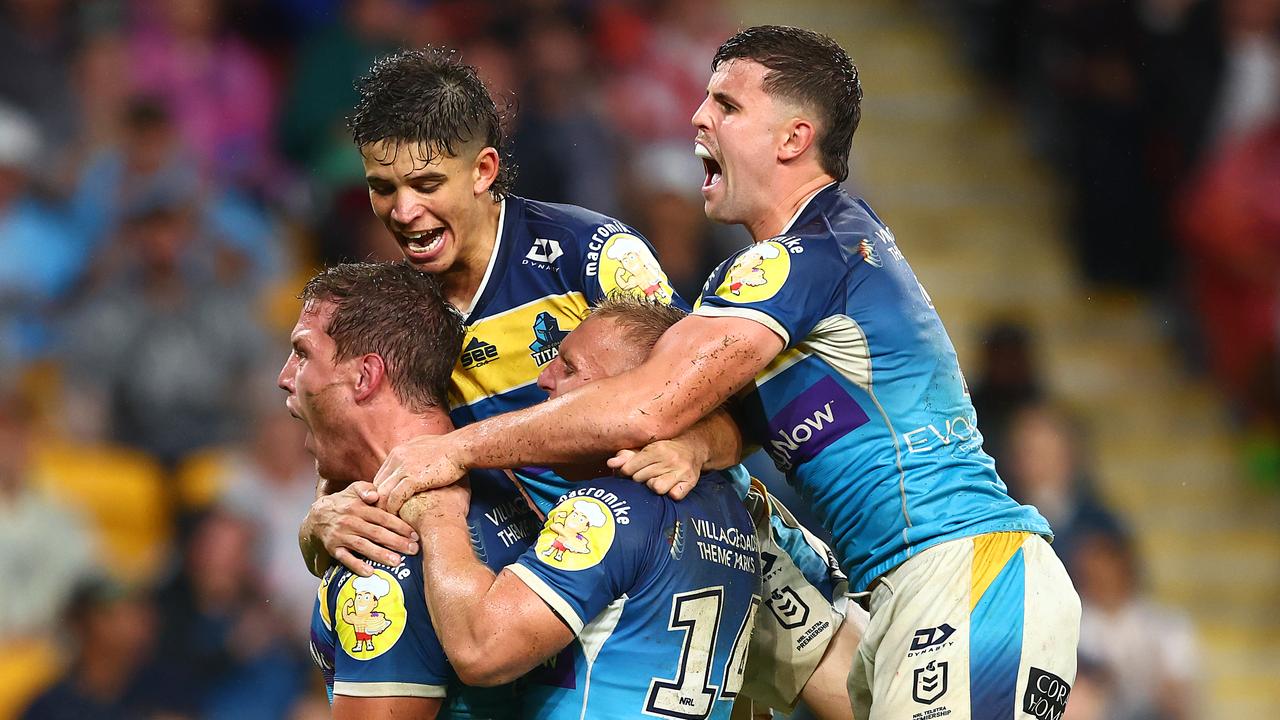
[367,181,393,196]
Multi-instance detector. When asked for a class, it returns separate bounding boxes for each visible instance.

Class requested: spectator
[0,391,97,640]
[216,405,324,640]
[970,320,1045,465]
[1075,525,1200,720]
[19,577,184,720]
[61,188,267,465]
[1003,402,1124,571]
[0,0,79,183]
[0,103,81,364]
[153,509,309,720]
[127,0,280,191]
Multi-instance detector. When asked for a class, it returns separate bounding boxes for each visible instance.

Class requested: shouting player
[281,262,541,718]
[399,297,761,718]
[374,27,1081,720]
[298,48,863,718]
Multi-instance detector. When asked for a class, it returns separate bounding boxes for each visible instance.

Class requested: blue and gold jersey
[507,474,762,720]
[694,185,1051,592]
[309,468,541,717]
[449,196,679,511]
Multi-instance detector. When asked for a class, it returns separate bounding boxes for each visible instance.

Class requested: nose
[277,354,296,393]
[691,95,712,131]
[536,361,557,398]
[389,188,424,227]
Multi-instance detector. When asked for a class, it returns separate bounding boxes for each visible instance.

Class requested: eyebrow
[711,90,740,107]
[402,170,449,182]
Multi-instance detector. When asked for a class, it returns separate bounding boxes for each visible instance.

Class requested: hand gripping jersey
[310,468,541,718]
[447,195,680,511]
[507,474,762,720]
[693,184,1051,592]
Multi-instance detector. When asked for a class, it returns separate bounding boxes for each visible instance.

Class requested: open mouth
[695,143,722,190]
[400,227,447,261]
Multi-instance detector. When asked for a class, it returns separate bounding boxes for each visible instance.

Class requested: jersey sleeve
[329,560,451,699]
[506,484,654,634]
[577,224,687,310]
[693,236,845,348]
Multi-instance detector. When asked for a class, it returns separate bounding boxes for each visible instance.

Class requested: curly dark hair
[712,26,862,183]
[348,47,515,198]
[301,261,465,412]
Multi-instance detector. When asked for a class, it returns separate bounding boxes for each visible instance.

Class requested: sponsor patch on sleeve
[534,496,617,571]
[597,233,674,303]
[335,569,407,660]
[713,241,791,304]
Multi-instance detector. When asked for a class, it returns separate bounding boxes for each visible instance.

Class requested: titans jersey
[694,185,1051,592]
[507,474,761,720]
[310,468,541,717]
[448,195,679,510]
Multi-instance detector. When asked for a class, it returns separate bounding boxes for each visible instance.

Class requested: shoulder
[516,196,641,250]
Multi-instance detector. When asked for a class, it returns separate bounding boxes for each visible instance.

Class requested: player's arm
[332,695,441,720]
[377,314,781,511]
[610,407,743,497]
[400,485,575,687]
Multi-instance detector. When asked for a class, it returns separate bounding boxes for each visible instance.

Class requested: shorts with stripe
[741,479,849,711]
[848,532,1080,720]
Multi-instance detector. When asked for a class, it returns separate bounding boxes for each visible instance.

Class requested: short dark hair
[348,47,514,198]
[301,261,465,412]
[712,26,862,182]
[588,296,688,361]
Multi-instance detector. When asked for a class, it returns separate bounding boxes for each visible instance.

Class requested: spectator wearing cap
[0,103,81,363]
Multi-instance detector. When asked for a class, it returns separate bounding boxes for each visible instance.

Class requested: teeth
[709,172,722,186]
[404,229,444,255]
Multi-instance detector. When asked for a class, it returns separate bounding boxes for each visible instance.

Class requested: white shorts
[849,532,1080,720]
[741,479,849,711]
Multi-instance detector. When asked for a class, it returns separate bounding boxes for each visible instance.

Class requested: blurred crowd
[0,0,740,717]
[950,0,1280,481]
[0,0,1257,718]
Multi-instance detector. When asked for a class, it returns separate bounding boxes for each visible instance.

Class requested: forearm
[408,497,523,685]
[454,370,714,472]
[684,408,743,471]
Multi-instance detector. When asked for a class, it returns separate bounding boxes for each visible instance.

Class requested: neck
[442,197,502,309]
[746,174,835,242]
[348,405,456,483]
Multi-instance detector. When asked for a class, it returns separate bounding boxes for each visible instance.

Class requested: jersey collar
[459,197,507,321]
[781,182,839,235]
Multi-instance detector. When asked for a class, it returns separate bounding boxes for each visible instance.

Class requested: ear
[777,117,817,164]
[473,146,501,196]
[354,353,387,403]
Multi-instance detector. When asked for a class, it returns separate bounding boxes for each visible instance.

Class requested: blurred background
[0,0,1277,718]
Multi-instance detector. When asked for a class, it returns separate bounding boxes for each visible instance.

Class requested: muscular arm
[459,315,777,467]
[376,315,780,508]
[400,488,575,687]
[332,696,441,720]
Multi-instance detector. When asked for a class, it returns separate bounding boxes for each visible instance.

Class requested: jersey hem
[507,562,585,634]
[851,521,1054,592]
[333,680,447,698]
